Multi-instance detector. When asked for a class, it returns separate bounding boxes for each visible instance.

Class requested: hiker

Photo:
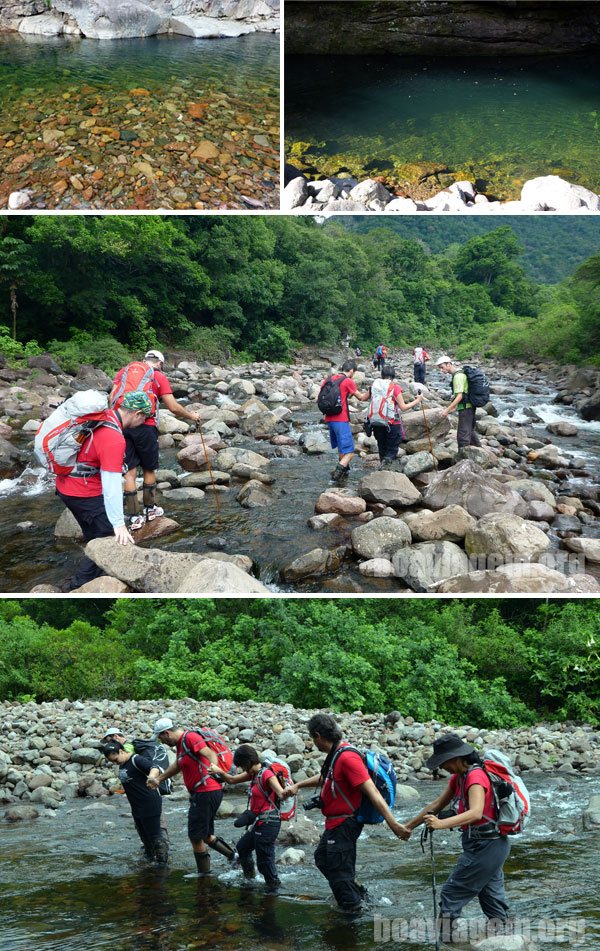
[355,346,362,358]
[148,717,236,875]
[318,359,371,483]
[367,366,423,469]
[43,391,154,591]
[102,740,169,864]
[284,713,410,914]
[209,744,290,892]
[403,734,513,943]
[111,350,201,530]
[102,726,171,833]
[373,344,388,373]
[436,356,487,449]
[412,346,430,384]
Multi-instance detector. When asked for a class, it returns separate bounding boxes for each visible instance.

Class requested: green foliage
[3,599,597,729]
[0,325,42,360]
[47,329,131,375]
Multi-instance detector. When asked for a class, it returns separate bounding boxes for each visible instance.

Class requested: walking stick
[195,424,221,515]
[419,397,435,460]
[421,826,441,950]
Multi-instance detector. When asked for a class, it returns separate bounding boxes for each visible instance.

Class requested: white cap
[102,727,122,739]
[145,349,165,363]
[153,716,175,737]
[435,355,453,367]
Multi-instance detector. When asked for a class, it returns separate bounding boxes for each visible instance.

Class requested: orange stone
[129,88,151,97]
[187,103,207,120]
[91,170,104,181]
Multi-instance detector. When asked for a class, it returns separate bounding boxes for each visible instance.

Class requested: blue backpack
[327,745,397,825]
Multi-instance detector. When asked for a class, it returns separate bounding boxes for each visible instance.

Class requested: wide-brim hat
[425,733,475,769]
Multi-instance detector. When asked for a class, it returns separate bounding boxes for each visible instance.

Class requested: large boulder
[229,378,256,400]
[436,563,599,594]
[70,747,102,765]
[177,560,269,594]
[236,480,271,508]
[281,547,346,582]
[54,508,84,541]
[18,13,66,35]
[52,0,166,39]
[216,447,270,470]
[278,814,320,846]
[315,489,366,516]
[393,541,469,592]
[239,411,286,439]
[358,471,421,507]
[401,409,450,442]
[0,437,28,478]
[564,537,600,563]
[521,175,600,213]
[351,516,411,559]
[579,390,600,422]
[5,805,40,822]
[177,442,218,472]
[464,514,551,563]
[582,794,600,831]
[276,730,305,756]
[423,461,528,519]
[85,538,206,592]
[402,505,476,543]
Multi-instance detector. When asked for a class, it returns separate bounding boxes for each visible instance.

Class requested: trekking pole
[195,425,221,515]
[419,397,436,460]
[421,826,440,951]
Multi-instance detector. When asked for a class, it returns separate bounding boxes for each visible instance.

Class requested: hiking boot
[208,835,236,862]
[265,877,281,894]
[240,858,256,879]
[144,505,164,522]
[129,514,146,531]
[331,463,349,483]
[194,852,211,875]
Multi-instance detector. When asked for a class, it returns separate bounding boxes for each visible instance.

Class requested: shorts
[327,421,355,455]
[124,423,160,473]
[187,789,223,843]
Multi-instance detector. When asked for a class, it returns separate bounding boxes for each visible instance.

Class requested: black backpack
[454,366,490,408]
[133,739,172,796]
[317,375,344,417]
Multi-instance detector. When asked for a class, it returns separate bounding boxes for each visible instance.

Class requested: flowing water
[285,54,600,199]
[0,371,598,594]
[0,33,279,209]
[0,774,598,950]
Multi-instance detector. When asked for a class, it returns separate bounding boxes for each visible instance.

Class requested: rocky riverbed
[283,172,600,216]
[0,348,599,594]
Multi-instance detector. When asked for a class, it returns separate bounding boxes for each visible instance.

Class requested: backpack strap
[461,765,499,832]
[325,744,364,819]
[180,730,212,791]
[69,418,123,478]
[255,766,280,816]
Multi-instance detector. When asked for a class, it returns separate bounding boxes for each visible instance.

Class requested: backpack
[327,745,397,825]
[368,379,397,428]
[34,391,122,477]
[180,728,234,788]
[317,374,344,417]
[376,346,383,357]
[110,361,157,416]
[457,750,531,836]
[453,366,490,408]
[132,739,173,796]
[256,756,297,821]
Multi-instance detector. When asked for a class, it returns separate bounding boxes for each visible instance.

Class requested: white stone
[521,175,600,213]
[18,13,65,35]
[8,191,32,210]
[169,15,255,37]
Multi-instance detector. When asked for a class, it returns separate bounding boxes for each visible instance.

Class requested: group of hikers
[34,345,489,588]
[318,348,489,483]
[100,713,528,944]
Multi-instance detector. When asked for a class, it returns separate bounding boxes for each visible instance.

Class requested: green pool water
[285,54,600,199]
[0,33,280,209]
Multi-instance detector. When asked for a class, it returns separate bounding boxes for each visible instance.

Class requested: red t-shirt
[176,730,223,794]
[388,383,404,426]
[112,366,173,428]
[449,767,496,829]
[55,413,125,498]
[323,374,358,423]
[249,767,277,814]
[320,743,369,830]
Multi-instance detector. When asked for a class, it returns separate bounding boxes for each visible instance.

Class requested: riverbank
[0,1,280,40]
[283,172,600,215]
[2,697,600,816]
[1,349,599,594]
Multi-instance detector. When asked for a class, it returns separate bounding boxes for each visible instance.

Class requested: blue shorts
[328,421,355,455]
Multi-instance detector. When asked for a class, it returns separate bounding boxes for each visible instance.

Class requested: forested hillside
[0,599,597,728]
[1,216,598,368]
[339,217,600,284]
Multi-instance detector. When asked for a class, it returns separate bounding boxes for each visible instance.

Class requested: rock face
[285,1,600,55]
[423,461,528,519]
[358,471,421,507]
[393,541,469,592]
[437,563,600,594]
[351,516,411,560]
[52,0,167,39]
[464,513,551,563]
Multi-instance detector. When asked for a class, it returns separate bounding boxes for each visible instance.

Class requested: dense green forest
[0,599,598,729]
[1,216,598,369]
[340,217,600,285]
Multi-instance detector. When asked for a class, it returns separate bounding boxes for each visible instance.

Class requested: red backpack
[180,728,234,788]
[34,391,122,477]
[110,361,157,416]
[258,757,297,821]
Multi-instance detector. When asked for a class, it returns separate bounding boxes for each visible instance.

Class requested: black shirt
[118,755,162,818]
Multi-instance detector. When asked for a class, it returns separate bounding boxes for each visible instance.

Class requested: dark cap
[425,733,475,770]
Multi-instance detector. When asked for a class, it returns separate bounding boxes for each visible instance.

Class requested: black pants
[133,813,169,863]
[373,424,404,463]
[457,408,482,448]
[314,817,363,910]
[236,816,281,886]
[414,363,426,384]
[375,357,385,373]
[56,491,113,590]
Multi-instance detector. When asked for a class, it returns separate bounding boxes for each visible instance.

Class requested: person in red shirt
[55,391,153,590]
[149,717,236,875]
[404,733,511,944]
[320,360,371,483]
[285,713,410,913]
[368,365,423,469]
[112,350,202,529]
[210,744,286,892]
